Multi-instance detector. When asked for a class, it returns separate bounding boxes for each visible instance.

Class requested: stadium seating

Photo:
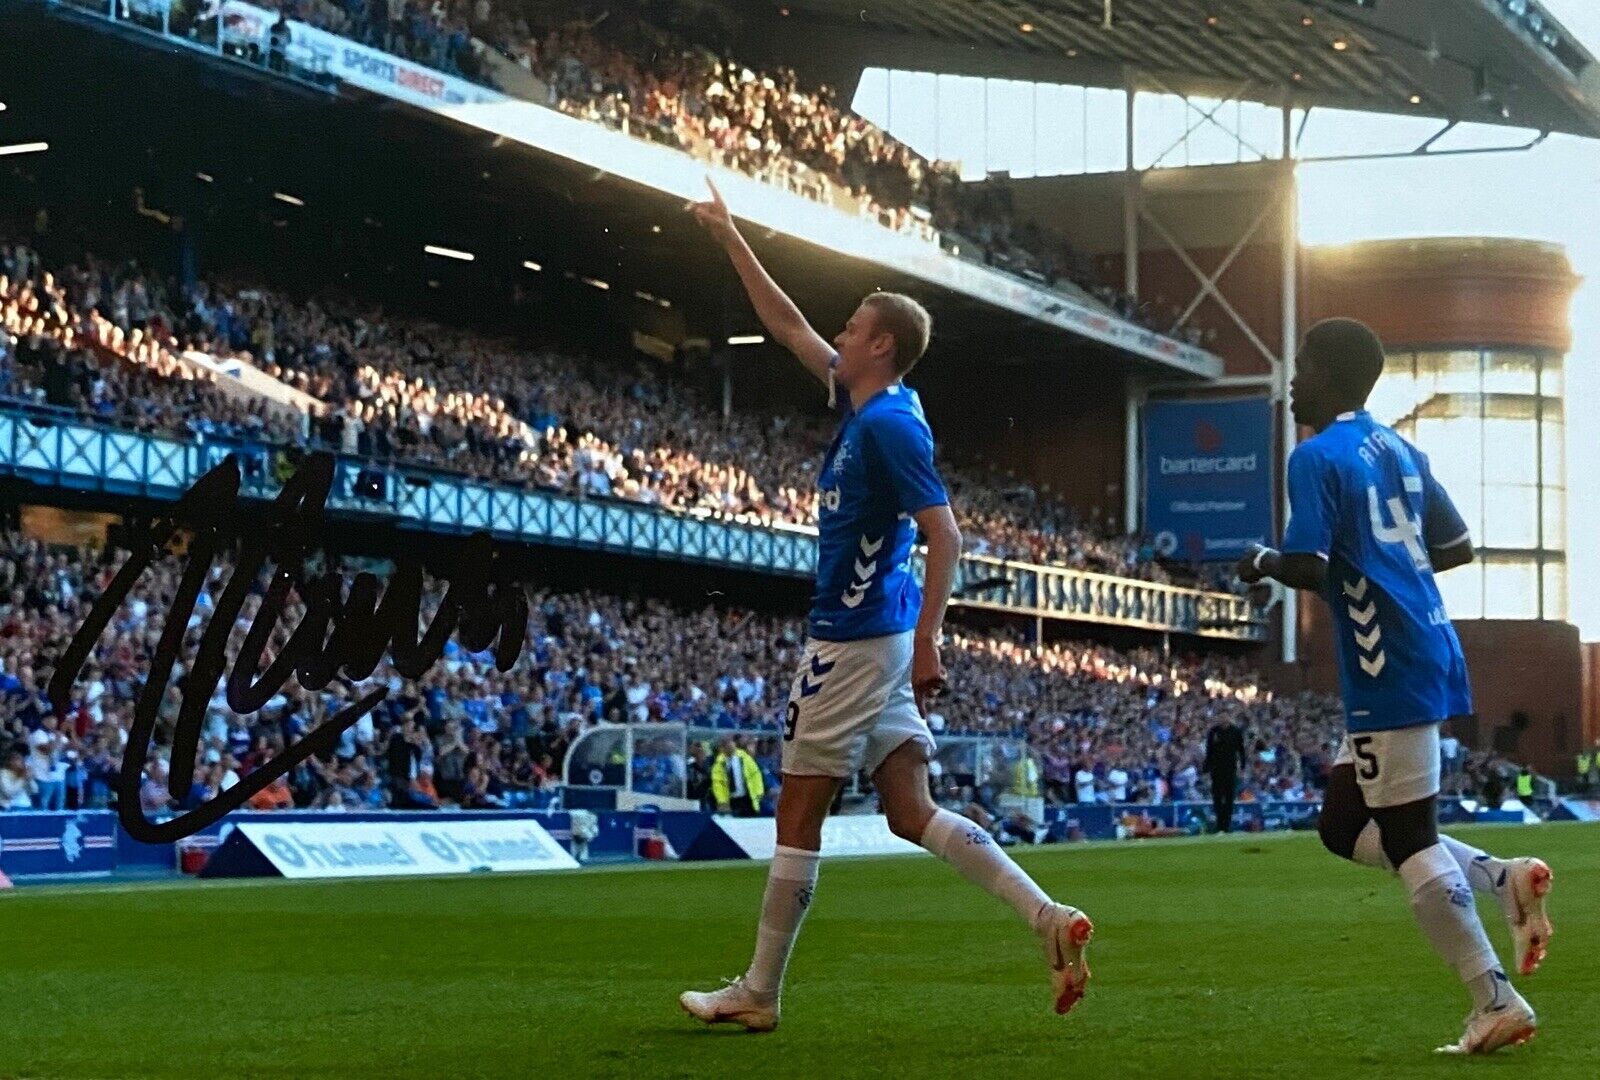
[0,532,1353,818]
[230,0,1213,347]
[2,240,1230,588]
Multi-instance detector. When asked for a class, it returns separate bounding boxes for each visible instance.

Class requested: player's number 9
[1350,735,1380,781]
[783,701,799,742]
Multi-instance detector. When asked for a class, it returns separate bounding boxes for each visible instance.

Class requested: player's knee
[1371,801,1438,869]
[1317,804,1364,861]
[884,802,934,844]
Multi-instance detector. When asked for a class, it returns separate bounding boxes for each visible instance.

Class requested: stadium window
[1435,555,1485,620]
[1542,560,1569,622]
[1482,412,1538,487]
[1134,92,1282,169]
[1542,484,1567,554]
[1483,351,1538,394]
[1084,88,1127,174]
[857,68,1126,180]
[1482,557,1539,620]
[1482,484,1539,549]
[888,70,939,159]
[1380,343,1567,621]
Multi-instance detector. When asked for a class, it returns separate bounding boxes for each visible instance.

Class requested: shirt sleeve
[1280,443,1336,559]
[1418,451,1471,550]
[864,410,949,515]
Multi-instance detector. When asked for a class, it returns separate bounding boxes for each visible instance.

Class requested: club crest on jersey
[832,439,854,473]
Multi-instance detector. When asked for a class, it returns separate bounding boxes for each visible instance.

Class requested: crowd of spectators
[220,0,1211,347]
[3,240,1222,587]
[515,8,1200,338]
[0,532,1334,818]
[0,243,302,445]
[193,0,498,85]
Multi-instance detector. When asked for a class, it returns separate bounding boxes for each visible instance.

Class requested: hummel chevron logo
[841,584,867,608]
[859,535,883,556]
[1342,578,1369,601]
[853,558,877,579]
[1347,601,1376,626]
[799,675,823,698]
[1359,652,1387,677]
[1354,626,1381,652]
[809,654,836,677]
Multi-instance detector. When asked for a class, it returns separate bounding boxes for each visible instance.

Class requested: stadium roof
[756,0,1600,137]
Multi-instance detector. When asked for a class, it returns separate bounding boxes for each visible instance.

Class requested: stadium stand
[223,0,1204,344]
[2,239,1227,587]
[0,8,1551,834]
[0,531,1360,821]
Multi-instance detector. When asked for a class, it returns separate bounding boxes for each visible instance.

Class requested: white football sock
[1397,842,1503,992]
[920,808,1053,932]
[743,845,821,998]
[1441,835,1512,899]
[1465,968,1522,1014]
[1351,823,1510,901]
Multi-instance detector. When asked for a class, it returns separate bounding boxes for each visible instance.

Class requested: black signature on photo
[47,453,529,843]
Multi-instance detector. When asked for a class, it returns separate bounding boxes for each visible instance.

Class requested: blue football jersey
[808,380,949,641]
[1280,411,1473,732]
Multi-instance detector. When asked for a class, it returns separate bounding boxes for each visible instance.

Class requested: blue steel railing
[0,404,1265,640]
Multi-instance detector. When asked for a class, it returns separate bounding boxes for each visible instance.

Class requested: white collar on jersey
[1334,410,1367,423]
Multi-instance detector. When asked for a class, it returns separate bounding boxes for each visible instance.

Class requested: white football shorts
[1334,722,1441,808]
[780,631,935,779]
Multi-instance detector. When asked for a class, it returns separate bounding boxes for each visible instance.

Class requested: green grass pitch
[0,824,1594,1079]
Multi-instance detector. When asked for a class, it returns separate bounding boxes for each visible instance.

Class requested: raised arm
[687,177,835,385]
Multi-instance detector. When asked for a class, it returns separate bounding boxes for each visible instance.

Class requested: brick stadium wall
[929,366,1130,529]
[1584,645,1600,750]
[1304,238,1578,352]
[1096,246,1284,381]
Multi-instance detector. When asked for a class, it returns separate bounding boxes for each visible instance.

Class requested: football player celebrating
[1239,318,1553,1055]
[678,178,1093,1032]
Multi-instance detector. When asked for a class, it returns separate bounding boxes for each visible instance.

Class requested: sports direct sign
[230,819,578,879]
[1143,397,1274,563]
[221,2,505,109]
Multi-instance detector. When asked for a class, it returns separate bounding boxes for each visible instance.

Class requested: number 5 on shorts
[1351,735,1380,781]
[784,701,799,742]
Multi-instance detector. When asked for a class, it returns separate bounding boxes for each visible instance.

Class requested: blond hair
[862,292,932,376]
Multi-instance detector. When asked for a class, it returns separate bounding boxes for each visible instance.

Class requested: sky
[855,1,1600,639]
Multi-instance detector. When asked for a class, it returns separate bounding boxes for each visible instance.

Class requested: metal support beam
[1144,373,1276,394]
[1124,374,1143,536]
[1295,130,1549,164]
[1142,74,1273,169]
[1174,190,1281,330]
[1280,104,1300,666]
[1140,205,1280,369]
[1124,75,1139,300]
[1290,107,1549,164]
